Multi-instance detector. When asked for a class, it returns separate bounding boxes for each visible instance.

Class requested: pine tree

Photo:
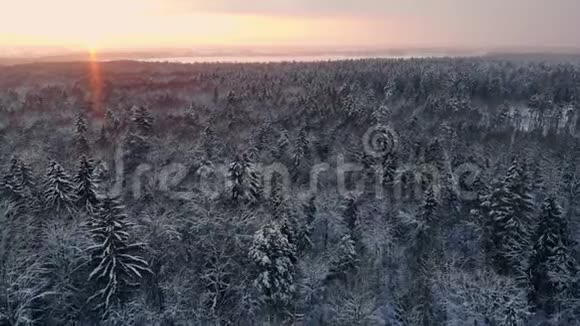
[528,196,575,314]
[504,157,535,234]
[105,110,115,127]
[92,161,109,196]
[425,138,444,172]
[75,113,90,153]
[280,212,300,251]
[483,158,535,277]
[87,197,150,316]
[275,130,290,160]
[502,157,535,275]
[75,112,88,134]
[342,193,360,242]
[228,154,261,205]
[124,132,151,169]
[382,154,397,185]
[292,128,309,169]
[408,187,439,279]
[96,125,109,148]
[226,90,238,108]
[465,169,487,211]
[1,157,21,195]
[269,177,288,217]
[15,158,37,214]
[562,145,580,221]
[105,110,120,136]
[254,120,272,151]
[343,92,360,117]
[403,187,439,326]
[371,104,391,124]
[43,161,77,215]
[245,145,261,162]
[1,157,29,214]
[483,179,521,275]
[229,155,245,203]
[202,125,218,160]
[418,187,438,229]
[296,196,316,252]
[75,156,99,213]
[356,150,375,175]
[501,301,521,326]
[327,234,357,282]
[16,159,35,194]
[249,223,297,308]
[132,106,154,135]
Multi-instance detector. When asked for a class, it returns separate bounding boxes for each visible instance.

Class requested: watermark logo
[101,125,481,204]
[362,124,398,158]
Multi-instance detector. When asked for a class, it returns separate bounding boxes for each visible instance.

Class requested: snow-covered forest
[1,56,580,325]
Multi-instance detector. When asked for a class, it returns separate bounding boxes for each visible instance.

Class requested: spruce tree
[249,223,297,308]
[425,138,444,172]
[502,157,535,276]
[269,176,288,217]
[1,156,22,196]
[341,193,360,243]
[292,128,310,168]
[124,132,151,169]
[16,159,35,194]
[382,153,397,185]
[43,161,77,215]
[418,187,438,230]
[202,125,218,160]
[483,158,535,277]
[280,212,301,251]
[501,301,521,326]
[75,112,88,134]
[528,195,575,314]
[482,179,506,247]
[105,110,120,136]
[132,106,154,135]
[275,130,290,160]
[327,234,357,282]
[96,125,109,148]
[483,180,521,275]
[404,187,439,326]
[15,158,37,213]
[408,187,439,284]
[504,157,535,235]
[562,147,580,221]
[296,196,316,252]
[254,120,272,151]
[87,197,150,316]
[75,113,90,153]
[1,157,29,214]
[228,154,261,205]
[75,156,99,213]
[292,128,309,169]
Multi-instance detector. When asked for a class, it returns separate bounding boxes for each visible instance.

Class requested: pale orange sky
[0,0,421,51]
[1,0,579,52]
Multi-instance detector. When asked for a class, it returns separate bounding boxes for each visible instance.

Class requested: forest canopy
[1,56,580,325]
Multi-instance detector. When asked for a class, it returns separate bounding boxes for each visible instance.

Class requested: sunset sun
[87,43,98,55]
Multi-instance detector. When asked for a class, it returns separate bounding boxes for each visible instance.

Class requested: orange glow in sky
[5,0,577,52]
[0,0,420,51]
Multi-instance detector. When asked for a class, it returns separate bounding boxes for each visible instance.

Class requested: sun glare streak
[88,48,103,117]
